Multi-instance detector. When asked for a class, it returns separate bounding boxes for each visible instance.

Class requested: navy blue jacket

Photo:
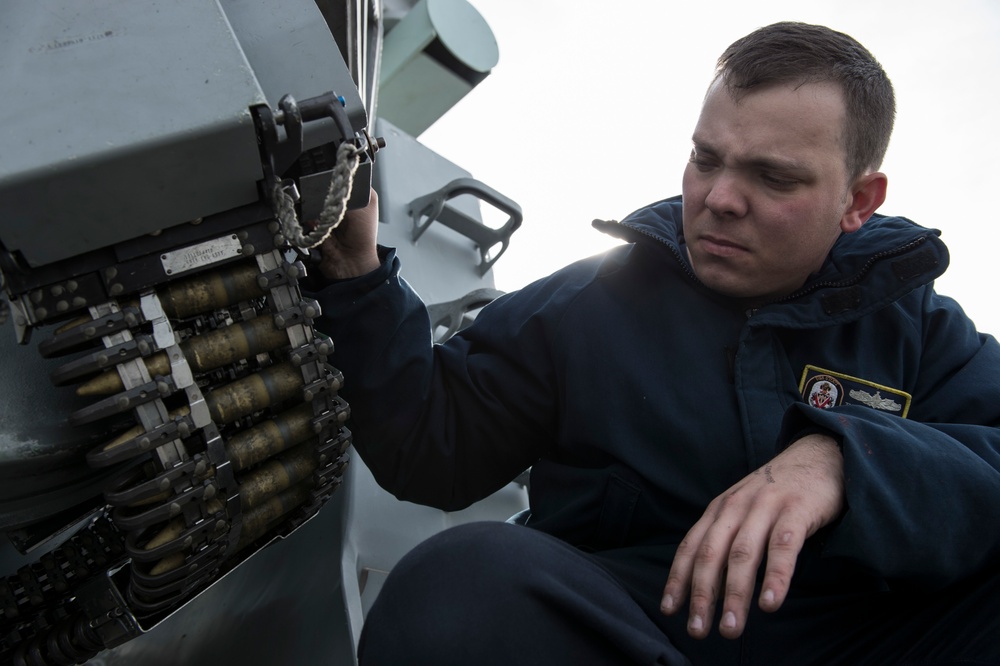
[310,196,1000,607]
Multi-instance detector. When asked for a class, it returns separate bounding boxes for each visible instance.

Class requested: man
[308,22,1000,665]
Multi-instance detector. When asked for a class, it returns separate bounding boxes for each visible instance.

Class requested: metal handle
[426,288,504,342]
[408,178,523,276]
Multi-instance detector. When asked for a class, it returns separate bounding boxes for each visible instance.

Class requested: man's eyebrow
[691,137,811,173]
[690,137,719,156]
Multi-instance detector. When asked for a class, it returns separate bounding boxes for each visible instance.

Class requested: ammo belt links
[2,249,351,665]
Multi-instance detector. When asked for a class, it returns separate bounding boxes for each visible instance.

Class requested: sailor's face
[682,80,857,302]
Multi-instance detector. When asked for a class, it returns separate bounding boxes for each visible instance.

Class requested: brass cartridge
[55,314,94,335]
[149,551,186,577]
[237,444,318,510]
[76,315,290,396]
[95,406,190,454]
[227,402,316,471]
[204,362,305,425]
[143,516,186,552]
[158,262,266,319]
[237,483,311,549]
[183,315,290,372]
[147,498,226,575]
[75,352,171,397]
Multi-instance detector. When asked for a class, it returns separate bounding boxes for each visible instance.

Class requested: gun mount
[0,1,524,664]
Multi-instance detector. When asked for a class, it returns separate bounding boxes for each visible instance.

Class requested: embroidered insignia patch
[798,365,911,418]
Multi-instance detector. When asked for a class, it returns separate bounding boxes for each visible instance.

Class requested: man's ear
[840,171,888,233]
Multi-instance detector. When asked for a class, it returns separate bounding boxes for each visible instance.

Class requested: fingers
[757,520,807,613]
[683,538,724,640]
[717,516,770,638]
[716,509,810,640]
[661,514,714,633]
[662,491,757,640]
[345,186,378,222]
[661,487,811,640]
[660,438,845,641]
[316,186,381,279]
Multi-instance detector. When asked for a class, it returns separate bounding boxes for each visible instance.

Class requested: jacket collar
[593,195,949,325]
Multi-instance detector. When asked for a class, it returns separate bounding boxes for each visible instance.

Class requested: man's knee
[358,522,538,663]
[358,522,690,666]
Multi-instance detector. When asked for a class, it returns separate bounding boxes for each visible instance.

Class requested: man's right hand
[315,186,381,280]
[660,434,845,640]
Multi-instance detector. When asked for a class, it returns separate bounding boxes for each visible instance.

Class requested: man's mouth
[699,234,749,257]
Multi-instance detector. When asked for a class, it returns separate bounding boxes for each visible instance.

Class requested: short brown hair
[715,22,895,180]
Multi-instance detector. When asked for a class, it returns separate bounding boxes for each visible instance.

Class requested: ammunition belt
[0,515,122,665]
[3,249,351,664]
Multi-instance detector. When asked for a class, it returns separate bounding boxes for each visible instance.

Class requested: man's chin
[691,266,758,300]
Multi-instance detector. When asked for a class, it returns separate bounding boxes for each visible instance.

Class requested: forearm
[780,403,1000,585]
[306,248,442,494]
[305,248,547,509]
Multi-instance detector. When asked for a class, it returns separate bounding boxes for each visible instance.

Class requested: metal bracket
[69,375,176,427]
[408,178,523,276]
[37,305,143,359]
[253,91,379,197]
[311,399,351,436]
[255,92,351,180]
[49,334,156,387]
[426,287,504,343]
[77,571,143,650]
[86,415,193,468]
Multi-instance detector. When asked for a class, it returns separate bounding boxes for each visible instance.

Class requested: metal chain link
[1,515,125,664]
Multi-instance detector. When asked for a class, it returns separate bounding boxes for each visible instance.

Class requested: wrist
[316,251,381,280]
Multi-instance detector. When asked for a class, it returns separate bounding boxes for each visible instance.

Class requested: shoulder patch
[799,365,911,418]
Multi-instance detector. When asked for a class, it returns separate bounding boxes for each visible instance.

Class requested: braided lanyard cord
[274,141,365,249]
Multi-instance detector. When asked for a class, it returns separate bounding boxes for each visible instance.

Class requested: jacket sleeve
[305,247,570,511]
[780,286,1000,588]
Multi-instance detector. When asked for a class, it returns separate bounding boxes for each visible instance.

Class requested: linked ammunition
[237,482,311,549]
[143,516,186,552]
[237,443,318,510]
[158,262,266,319]
[205,361,305,425]
[76,315,291,396]
[98,401,314,487]
[149,552,186,577]
[96,406,190,454]
[147,498,226,575]
[226,402,317,471]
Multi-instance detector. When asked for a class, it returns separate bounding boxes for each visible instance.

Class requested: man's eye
[762,173,798,189]
[689,156,716,171]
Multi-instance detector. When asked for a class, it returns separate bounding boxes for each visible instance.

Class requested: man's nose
[704,170,748,218]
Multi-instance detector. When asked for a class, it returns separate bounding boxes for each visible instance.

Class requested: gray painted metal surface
[0,1,522,663]
[379,0,499,136]
[0,0,266,266]
[219,0,367,152]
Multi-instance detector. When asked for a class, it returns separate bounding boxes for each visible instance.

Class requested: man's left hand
[660,433,845,639]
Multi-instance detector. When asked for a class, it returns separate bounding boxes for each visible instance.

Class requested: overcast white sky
[419,0,1000,336]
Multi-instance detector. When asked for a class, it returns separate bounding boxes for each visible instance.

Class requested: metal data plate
[160,235,244,278]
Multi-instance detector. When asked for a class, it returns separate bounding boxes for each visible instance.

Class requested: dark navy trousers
[357,522,1000,665]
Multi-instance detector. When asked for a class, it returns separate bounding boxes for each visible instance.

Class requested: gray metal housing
[0,0,365,268]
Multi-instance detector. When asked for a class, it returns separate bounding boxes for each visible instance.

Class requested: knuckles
[727,540,757,565]
[694,541,722,564]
